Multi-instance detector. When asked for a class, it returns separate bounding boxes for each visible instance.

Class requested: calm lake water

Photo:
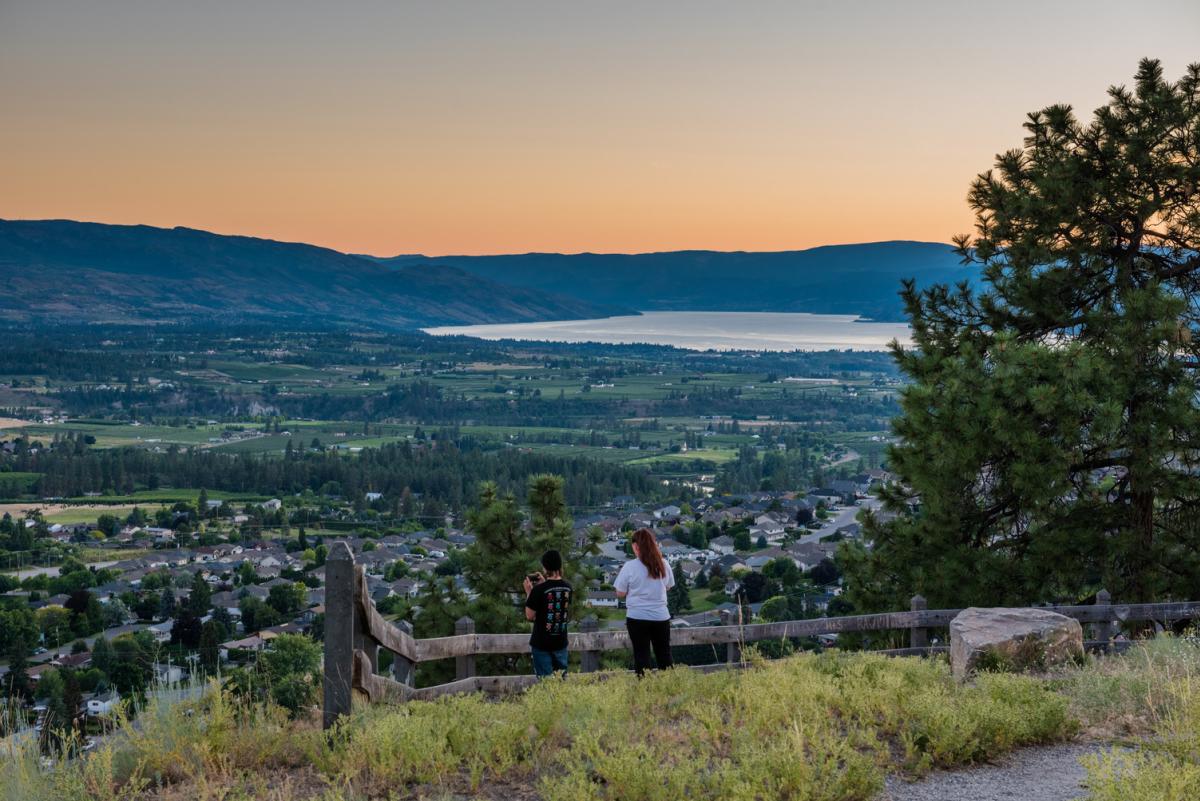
[424,311,911,352]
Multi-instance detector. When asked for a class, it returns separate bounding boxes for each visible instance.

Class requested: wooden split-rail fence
[321,541,1200,728]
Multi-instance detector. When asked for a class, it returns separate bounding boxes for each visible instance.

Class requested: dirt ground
[0,502,134,518]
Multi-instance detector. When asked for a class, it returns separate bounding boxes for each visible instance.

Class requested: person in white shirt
[614,528,675,675]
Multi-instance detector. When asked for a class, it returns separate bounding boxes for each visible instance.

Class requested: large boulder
[949,607,1084,680]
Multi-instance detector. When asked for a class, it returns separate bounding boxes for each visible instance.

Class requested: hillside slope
[377,241,972,321]
[0,220,626,328]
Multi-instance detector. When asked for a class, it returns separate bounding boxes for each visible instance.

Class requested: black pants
[626,617,673,676]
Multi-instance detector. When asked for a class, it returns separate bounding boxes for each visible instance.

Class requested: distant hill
[375,242,971,321]
[0,220,626,328]
[1,220,971,330]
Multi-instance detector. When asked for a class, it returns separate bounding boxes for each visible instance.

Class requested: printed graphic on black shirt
[528,579,572,651]
[543,586,569,636]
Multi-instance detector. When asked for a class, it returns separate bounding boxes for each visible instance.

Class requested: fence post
[909,595,928,652]
[455,616,476,681]
[719,608,741,665]
[391,619,415,687]
[1095,589,1113,653]
[580,615,600,673]
[323,541,355,729]
[353,566,378,675]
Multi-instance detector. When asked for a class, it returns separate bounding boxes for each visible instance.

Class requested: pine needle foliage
[845,59,1200,610]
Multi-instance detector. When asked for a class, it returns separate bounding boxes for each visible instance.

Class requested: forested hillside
[0,220,624,328]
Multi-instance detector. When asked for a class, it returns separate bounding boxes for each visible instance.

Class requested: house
[392,578,421,598]
[366,577,395,603]
[144,527,176,545]
[653,505,682,521]
[86,691,120,717]
[148,619,174,643]
[749,521,786,543]
[754,512,789,528]
[715,553,747,574]
[829,479,860,500]
[808,490,842,508]
[701,508,738,526]
[709,535,735,555]
[585,590,621,608]
[365,492,383,502]
[52,652,92,670]
[153,662,185,684]
[784,542,829,571]
[834,523,861,539]
[26,663,57,684]
[221,634,267,658]
[744,547,788,570]
[677,559,703,582]
[262,499,283,511]
[210,591,242,618]
[657,538,690,558]
[240,585,271,602]
[627,513,655,529]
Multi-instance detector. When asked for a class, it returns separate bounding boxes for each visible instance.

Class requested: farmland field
[0,326,900,502]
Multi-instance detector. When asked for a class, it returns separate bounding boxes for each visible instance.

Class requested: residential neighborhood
[0,469,892,738]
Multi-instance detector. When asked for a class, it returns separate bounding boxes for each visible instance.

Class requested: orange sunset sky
[1,1,1197,256]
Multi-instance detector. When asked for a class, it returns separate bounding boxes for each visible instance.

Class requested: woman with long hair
[614,527,675,675]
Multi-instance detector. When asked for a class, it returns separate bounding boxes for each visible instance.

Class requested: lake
[423,311,911,352]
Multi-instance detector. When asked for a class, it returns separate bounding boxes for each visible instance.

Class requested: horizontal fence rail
[321,542,1200,727]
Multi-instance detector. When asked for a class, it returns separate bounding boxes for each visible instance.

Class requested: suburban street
[796,496,881,546]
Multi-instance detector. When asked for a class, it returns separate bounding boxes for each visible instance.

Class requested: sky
[1,1,1197,256]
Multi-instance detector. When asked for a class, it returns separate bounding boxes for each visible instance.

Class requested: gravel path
[879,743,1109,801]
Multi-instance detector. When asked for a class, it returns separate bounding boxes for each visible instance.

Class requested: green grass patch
[42,504,167,524]
[687,586,721,613]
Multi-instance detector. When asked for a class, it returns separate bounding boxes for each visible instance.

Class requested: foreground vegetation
[6,637,1200,801]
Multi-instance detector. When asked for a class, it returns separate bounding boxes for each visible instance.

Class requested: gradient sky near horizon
[1,1,1197,256]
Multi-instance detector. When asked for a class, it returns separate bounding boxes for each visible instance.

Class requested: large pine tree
[844,59,1200,609]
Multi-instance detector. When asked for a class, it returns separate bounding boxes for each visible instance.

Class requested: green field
[629,448,738,467]
[43,504,167,524]
[67,488,270,503]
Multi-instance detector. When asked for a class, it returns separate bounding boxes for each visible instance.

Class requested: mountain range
[373,241,969,322]
[0,220,623,329]
[1,219,972,329]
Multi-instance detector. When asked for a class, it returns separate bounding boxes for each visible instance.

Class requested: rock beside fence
[949,607,1083,680]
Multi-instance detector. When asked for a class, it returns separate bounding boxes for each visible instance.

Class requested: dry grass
[1065,636,1200,801]
[15,639,1200,801]
[2,649,1084,801]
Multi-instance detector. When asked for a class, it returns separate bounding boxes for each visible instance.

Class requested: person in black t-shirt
[523,549,572,678]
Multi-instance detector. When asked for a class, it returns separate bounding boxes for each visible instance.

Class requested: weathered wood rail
[321,541,1200,728]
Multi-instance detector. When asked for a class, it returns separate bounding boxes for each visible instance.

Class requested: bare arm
[524,576,538,620]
